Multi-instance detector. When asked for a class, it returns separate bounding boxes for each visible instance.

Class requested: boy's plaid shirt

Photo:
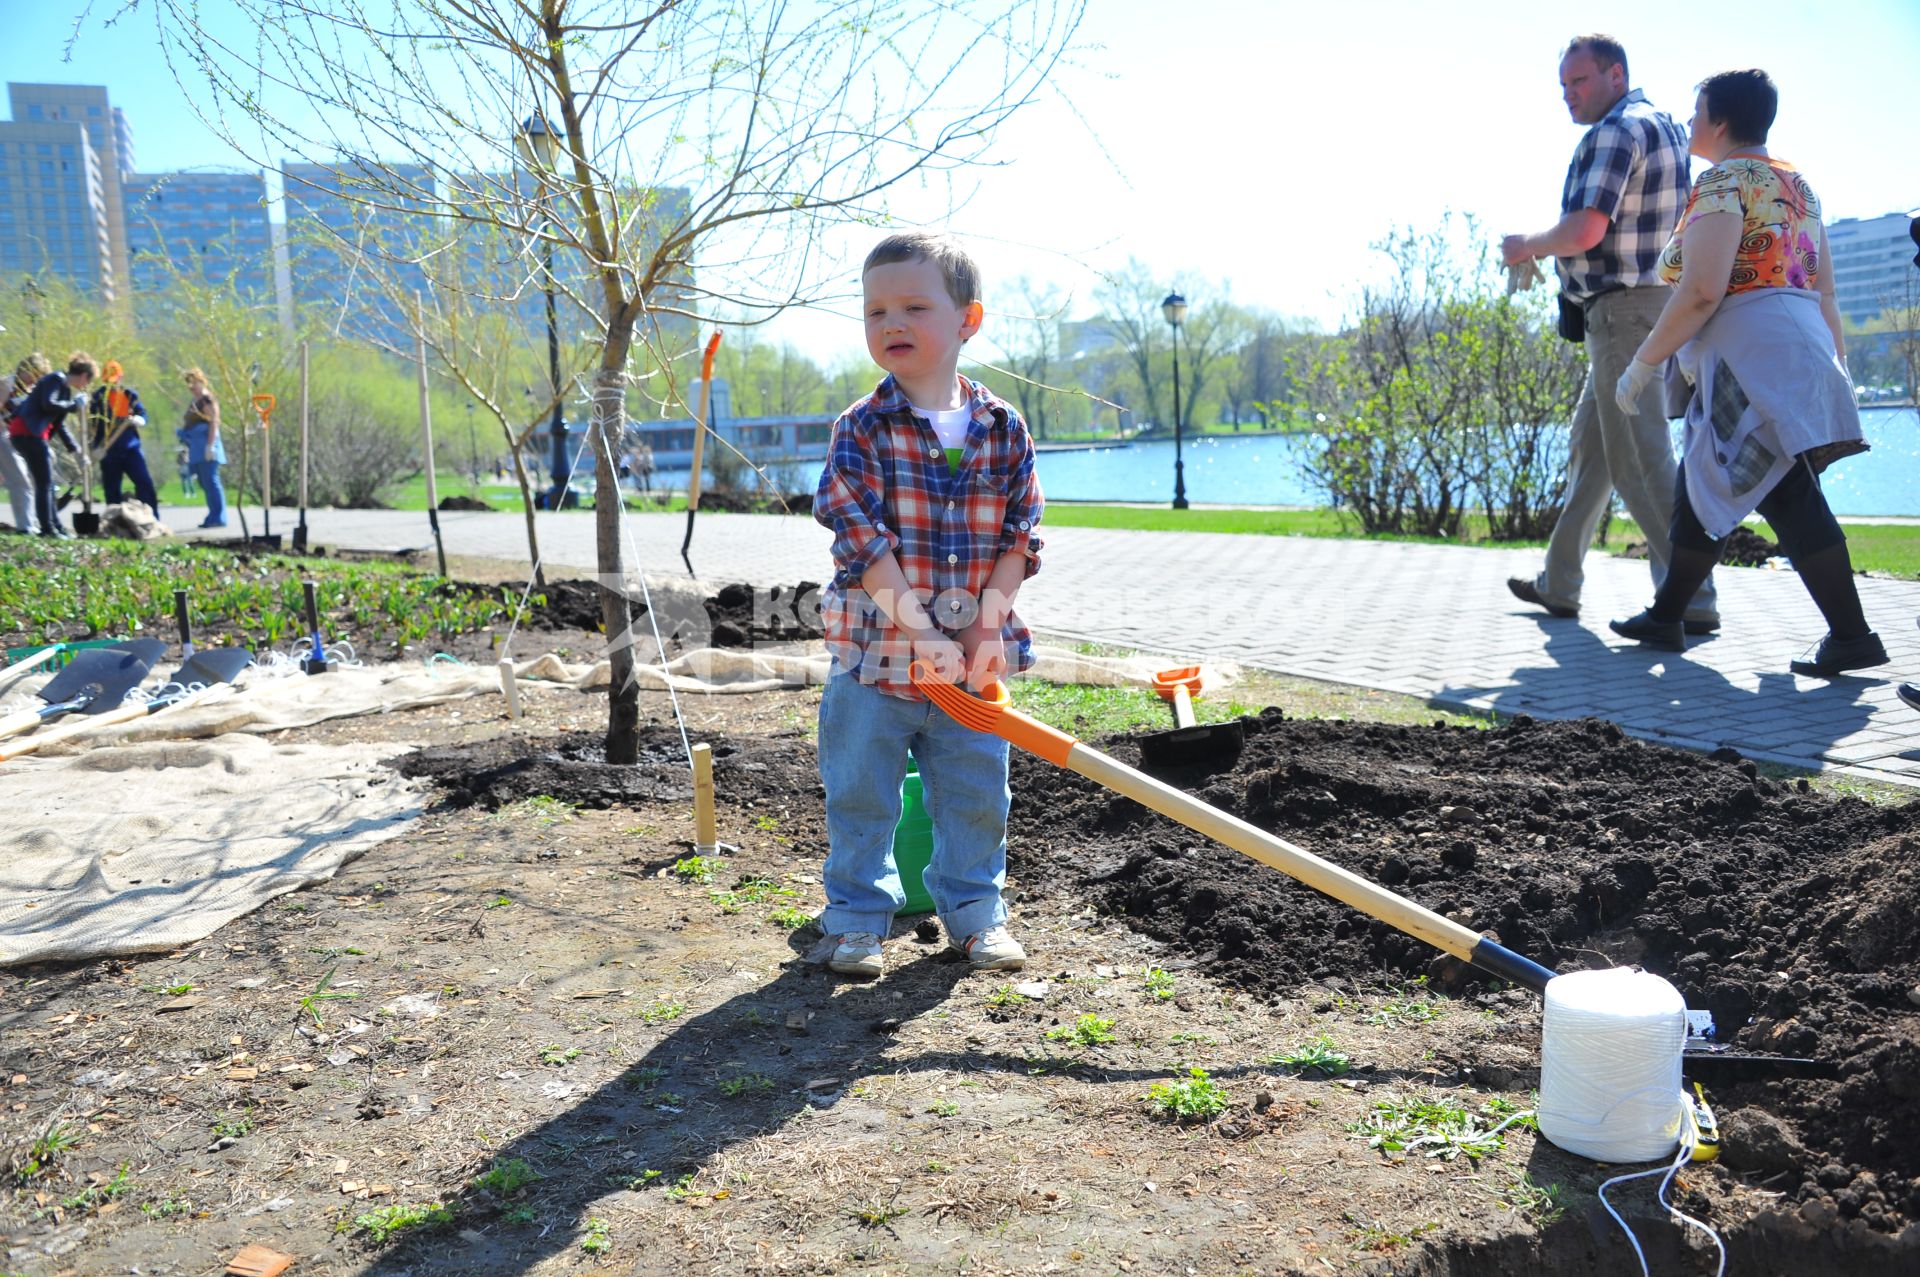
[1556,88,1692,302]
[813,374,1044,698]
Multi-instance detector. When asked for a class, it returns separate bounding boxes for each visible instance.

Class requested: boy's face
[863,256,982,388]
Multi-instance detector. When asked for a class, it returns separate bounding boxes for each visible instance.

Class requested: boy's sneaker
[951,925,1026,971]
[813,931,883,978]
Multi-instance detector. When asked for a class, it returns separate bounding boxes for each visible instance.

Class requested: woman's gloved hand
[1614,358,1661,415]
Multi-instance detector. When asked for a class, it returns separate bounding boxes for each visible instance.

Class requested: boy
[809,232,1044,979]
[88,361,161,519]
[8,352,94,538]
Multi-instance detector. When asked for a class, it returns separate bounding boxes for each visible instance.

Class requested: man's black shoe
[1898,683,1920,713]
[1609,609,1685,651]
[1682,617,1721,636]
[1507,577,1578,618]
[1789,631,1889,678]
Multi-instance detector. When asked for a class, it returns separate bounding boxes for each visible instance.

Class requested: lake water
[649,407,1919,516]
[1031,406,1920,517]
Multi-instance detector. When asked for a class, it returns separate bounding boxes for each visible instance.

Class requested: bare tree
[129,0,1086,761]
[984,275,1070,437]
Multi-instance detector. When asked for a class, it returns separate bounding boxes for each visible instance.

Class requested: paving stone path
[182,506,1920,786]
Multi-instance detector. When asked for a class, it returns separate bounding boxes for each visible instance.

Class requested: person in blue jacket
[176,366,226,528]
[88,360,161,519]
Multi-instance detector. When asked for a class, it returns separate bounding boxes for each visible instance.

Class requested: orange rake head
[1152,665,1202,701]
[909,661,1076,766]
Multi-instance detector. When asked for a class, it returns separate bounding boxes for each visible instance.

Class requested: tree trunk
[592,349,638,764]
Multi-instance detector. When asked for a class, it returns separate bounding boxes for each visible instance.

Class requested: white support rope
[593,399,695,772]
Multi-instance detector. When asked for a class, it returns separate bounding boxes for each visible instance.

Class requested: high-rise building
[123,171,277,324]
[1829,211,1919,325]
[1,83,132,305]
[281,158,439,346]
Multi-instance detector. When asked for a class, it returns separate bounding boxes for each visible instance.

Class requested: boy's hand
[958,620,1006,693]
[911,634,967,686]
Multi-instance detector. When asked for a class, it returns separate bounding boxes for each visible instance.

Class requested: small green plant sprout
[673,854,722,884]
[638,1000,686,1025]
[626,1168,665,1189]
[985,984,1029,1009]
[61,1163,134,1212]
[298,964,359,1028]
[141,1192,192,1218]
[211,1114,252,1139]
[767,905,812,930]
[501,1203,538,1226]
[1145,1067,1231,1123]
[486,894,512,909]
[1348,1095,1511,1161]
[1368,981,1445,1027]
[1167,1031,1216,1046]
[14,1121,81,1181]
[1478,1095,1539,1131]
[1142,967,1177,1000]
[162,981,194,996]
[624,1066,668,1090]
[539,1044,582,1067]
[1266,1035,1353,1078]
[350,1201,454,1245]
[501,794,576,825]
[753,813,781,832]
[663,1171,702,1201]
[1499,1170,1567,1225]
[849,1189,908,1228]
[580,1216,612,1254]
[716,1073,774,1098]
[1046,1014,1117,1047]
[472,1157,541,1198]
[1345,1214,1440,1253]
[926,1098,960,1117]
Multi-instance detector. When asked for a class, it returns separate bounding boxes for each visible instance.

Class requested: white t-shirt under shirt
[914,402,972,472]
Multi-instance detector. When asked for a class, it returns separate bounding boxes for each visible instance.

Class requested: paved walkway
[179,506,1920,786]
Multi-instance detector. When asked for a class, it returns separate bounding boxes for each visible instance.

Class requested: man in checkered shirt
[1502,34,1719,632]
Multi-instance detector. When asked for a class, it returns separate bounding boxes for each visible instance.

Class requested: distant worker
[8,351,96,539]
[0,353,52,534]
[88,360,161,520]
[1605,70,1883,676]
[178,366,228,529]
[1501,34,1719,634]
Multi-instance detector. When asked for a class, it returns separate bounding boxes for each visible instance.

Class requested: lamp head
[1161,291,1187,327]
[517,114,559,171]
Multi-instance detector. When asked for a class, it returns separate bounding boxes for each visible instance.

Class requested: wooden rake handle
[908,662,1557,993]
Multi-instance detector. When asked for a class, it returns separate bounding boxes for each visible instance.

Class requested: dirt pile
[514,579,822,648]
[1005,711,1920,1228]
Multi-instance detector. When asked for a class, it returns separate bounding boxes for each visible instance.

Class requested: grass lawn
[1041,504,1920,579]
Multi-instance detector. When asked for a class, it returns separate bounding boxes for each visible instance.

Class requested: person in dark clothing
[88,360,160,519]
[7,352,96,538]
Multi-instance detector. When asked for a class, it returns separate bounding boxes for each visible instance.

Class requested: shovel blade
[168,648,254,689]
[37,642,165,714]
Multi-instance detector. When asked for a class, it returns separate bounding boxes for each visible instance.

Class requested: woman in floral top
[1605,69,1882,679]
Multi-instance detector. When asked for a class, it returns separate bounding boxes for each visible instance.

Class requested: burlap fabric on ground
[0,734,419,966]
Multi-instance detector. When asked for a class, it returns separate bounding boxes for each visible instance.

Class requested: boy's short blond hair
[863,232,980,307]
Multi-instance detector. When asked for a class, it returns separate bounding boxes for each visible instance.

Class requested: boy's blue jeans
[818,671,1011,940]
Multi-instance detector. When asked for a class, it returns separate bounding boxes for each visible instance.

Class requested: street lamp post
[1162,291,1189,510]
[22,279,43,346]
[517,114,567,509]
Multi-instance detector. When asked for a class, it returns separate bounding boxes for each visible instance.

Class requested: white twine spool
[1538,968,1688,1163]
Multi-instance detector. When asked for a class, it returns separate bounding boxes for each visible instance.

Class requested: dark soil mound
[396,725,821,812]
[437,494,495,512]
[515,579,822,648]
[1720,524,1781,567]
[693,490,812,515]
[393,711,1920,1228]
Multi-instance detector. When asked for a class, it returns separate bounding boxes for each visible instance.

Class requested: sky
[16,0,1920,367]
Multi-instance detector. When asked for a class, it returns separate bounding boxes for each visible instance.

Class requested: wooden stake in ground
[692,742,718,852]
[679,331,724,574]
[295,339,310,551]
[250,393,277,543]
[416,299,448,578]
